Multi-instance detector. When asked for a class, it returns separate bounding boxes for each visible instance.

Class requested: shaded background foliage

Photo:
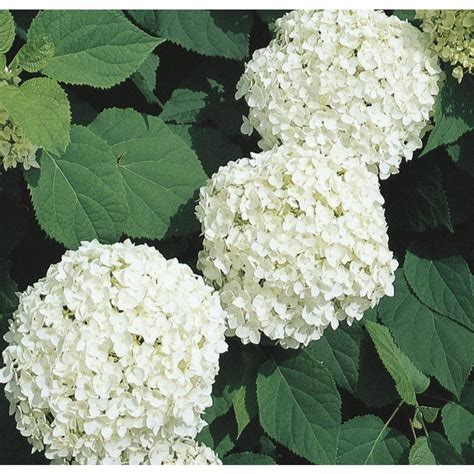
[0,9,472,465]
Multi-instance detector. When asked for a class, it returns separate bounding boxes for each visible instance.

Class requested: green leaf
[0,259,18,319]
[88,107,207,240]
[233,386,256,438]
[302,324,363,394]
[378,270,474,397]
[160,89,208,124]
[130,10,252,60]
[27,126,128,249]
[384,161,453,233]
[131,54,160,104]
[419,406,440,424]
[365,321,429,405]
[409,436,436,465]
[27,10,162,88]
[422,74,474,155]
[16,34,54,72]
[442,402,474,461]
[337,415,409,464]
[224,453,275,465]
[257,354,341,464]
[0,77,70,154]
[404,244,474,331]
[0,10,15,54]
[428,432,465,465]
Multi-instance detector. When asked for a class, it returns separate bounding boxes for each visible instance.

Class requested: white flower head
[0,240,227,464]
[236,10,442,179]
[197,145,398,348]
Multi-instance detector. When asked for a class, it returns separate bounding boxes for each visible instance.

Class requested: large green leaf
[130,10,252,60]
[89,107,207,239]
[422,74,474,155]
[304,308,397,408]
[302,324,363,394]
[160,89,208,124]
[27,126,128,249]
[0,10,15,53]
[257,354,341,464]
[224,452,275,465]
[27,10,162,88]
[378,270,473,397]
[404,244,474,331]
[337,415,409,464]
[442,402,474,462]
[409,436,436,465]
[365,321,430,405]
[0,77,70,154]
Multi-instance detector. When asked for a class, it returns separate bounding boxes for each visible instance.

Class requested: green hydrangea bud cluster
[416,10,474,82]
[0,67,39,172]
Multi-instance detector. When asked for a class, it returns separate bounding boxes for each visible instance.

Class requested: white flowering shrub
[236,10,442,178]
[1,9,472,467]
[197,145,398,348]
[0,240,227,464]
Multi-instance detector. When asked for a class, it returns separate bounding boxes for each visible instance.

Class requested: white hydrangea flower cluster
[0,240,227,464]
[416,10,474,82]
[197,145,398,348]
[0,68,39,171]
[236,10,442,179]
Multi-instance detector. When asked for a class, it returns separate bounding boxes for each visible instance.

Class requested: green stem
[409,418,417,442]
[364,400,404,464]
